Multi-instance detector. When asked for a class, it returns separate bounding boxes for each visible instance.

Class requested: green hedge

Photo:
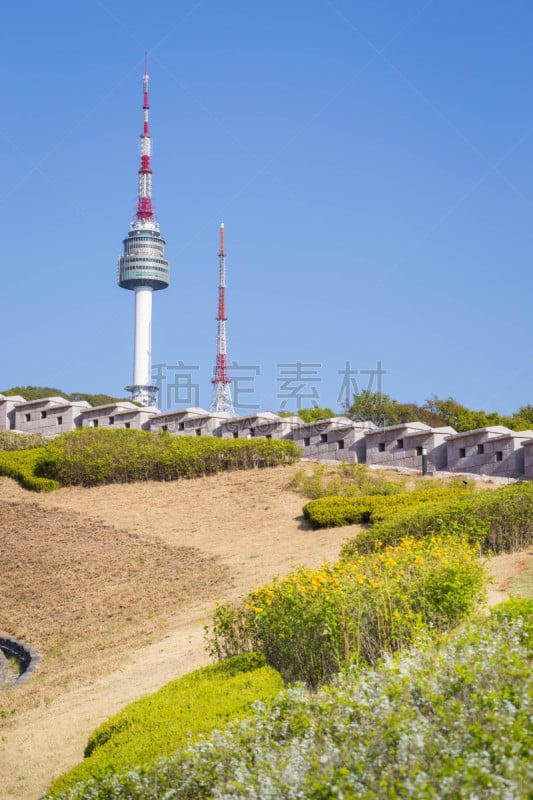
[0,448,59,492]
[0,431,46,451]
[344,482,533,557]
[47,601,533,800]
[33,428,301,487]
[48,653,283,797]
[303,486,472,529]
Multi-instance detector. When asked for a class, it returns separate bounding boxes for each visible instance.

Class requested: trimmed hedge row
[48,653,283,797]
[0,431,45,451]
[0,448,59,492]
[343,482,533,557]
[47,601,533,800]
[34,428,301,487]
[303,486,472,529]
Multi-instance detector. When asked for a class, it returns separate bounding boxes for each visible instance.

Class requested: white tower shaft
[133,287,153,388]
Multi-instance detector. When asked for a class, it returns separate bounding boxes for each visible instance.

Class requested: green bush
[0,448,59,492]
[47,603,533,800]
[303,486,472,529]
[48,653,283,796]
[344,482,533,557]
[0,431,46,451]
[490,597,533,649]
[290,461,406,498]
[34,429,301,487]
[206,536,486,687]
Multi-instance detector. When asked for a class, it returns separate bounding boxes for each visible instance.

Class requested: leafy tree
[1,386,130,408]
[423,395,508,432]
[348,391,402,426]
[348,392,532,432]
[348,392,440,427]
[69,392,129,407]
[298,407,335,423]
[1,385,68,401]
[277,408,335,422]
[511,404,533,430]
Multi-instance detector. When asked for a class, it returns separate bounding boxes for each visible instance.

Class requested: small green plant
[47,653,283,796]
[207,536,486,687]
[6,655,22,675]
[290,462,406,499]
[490,597,533,647]
[506,560,533,599]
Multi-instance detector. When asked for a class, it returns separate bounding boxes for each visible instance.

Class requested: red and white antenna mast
[210,222,235,414]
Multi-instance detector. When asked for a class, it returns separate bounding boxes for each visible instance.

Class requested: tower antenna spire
[136,51,153,221]
[117,59,170,408]
[211,222,235,415]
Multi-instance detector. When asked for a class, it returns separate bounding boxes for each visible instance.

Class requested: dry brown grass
[0,462,349,727]
[0,500,227,715]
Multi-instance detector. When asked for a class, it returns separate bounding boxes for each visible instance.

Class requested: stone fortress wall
[2,394,533,481]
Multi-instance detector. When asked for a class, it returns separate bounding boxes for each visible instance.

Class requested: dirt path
[0,610,210,799]
[0,468,530,799]
[486,548,533,606]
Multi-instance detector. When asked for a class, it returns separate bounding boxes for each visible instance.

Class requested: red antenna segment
[137,52,153,220]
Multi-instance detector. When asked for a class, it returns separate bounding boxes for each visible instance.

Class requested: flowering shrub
[345,482,533,556]
[206,536,486,686]
[47,600,533,799]
[303,485,472,528]
[48,653,282,797]
[34,429,301,487]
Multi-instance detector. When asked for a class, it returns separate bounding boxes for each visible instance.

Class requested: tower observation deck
[118,56,169,407]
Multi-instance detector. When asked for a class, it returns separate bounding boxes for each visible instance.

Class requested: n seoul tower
[118,55,170,407]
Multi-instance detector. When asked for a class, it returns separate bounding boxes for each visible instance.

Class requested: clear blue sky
[2,1,532,415]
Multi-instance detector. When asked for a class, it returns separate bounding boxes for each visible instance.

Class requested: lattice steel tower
[118,55,170,407]
[210,223,235,415]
